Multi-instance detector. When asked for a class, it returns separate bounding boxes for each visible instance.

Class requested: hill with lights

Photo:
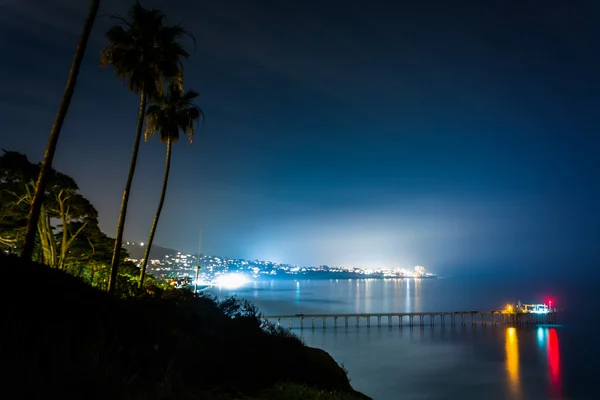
[124,242,436,286]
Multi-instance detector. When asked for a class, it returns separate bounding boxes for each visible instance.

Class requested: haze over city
[1,0,598,275]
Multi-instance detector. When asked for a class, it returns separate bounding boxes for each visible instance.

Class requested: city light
[505,302,551,314]
[215,273,250,289]
[531,308,549,314]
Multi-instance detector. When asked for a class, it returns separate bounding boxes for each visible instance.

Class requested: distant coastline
[252,271,438,280]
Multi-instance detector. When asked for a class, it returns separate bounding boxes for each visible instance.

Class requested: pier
[264,310,557,329]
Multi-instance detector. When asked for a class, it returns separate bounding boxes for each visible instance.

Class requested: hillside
[124,241,180,260]
[0,253,370,400]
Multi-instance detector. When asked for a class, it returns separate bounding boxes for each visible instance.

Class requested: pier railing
[263,310,557,329]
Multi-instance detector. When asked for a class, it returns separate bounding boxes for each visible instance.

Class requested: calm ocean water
[211,276,598,400]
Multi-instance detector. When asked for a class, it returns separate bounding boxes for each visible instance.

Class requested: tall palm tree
[21,0,101,261]
[100,1,192,292]
[139,84,203,288]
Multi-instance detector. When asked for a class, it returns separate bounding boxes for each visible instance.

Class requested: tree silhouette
[0,151,98,269]
[100,1,193,292]
[21,0,101,260]
[1,151,38,253]
[139,84,203,287]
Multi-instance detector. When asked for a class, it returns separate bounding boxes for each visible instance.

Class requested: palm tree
[138,84,203,288]
[100,1,193,292]
[21,0,101,261]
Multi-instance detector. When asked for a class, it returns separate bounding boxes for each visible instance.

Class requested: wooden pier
[264,310,557,329]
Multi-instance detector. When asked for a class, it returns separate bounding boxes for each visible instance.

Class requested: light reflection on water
[212,278,582,400]
[548,328,561,397]
[505,327,521,399]
[537,327,545,346]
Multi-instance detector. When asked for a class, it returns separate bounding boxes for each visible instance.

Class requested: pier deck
[264,310,557,329]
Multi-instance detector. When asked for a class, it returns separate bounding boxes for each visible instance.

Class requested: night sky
[1,0,598,275]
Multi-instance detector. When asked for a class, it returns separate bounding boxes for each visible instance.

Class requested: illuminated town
[124,242,437,288]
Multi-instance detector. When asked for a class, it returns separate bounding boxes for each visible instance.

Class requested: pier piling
[266,310,557,330]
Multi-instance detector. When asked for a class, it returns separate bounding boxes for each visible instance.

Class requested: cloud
[0,0,87,43]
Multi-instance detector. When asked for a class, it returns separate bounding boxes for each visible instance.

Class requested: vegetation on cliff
[0,253,369,399]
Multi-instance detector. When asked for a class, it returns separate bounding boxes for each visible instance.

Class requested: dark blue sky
[1,0,599,274]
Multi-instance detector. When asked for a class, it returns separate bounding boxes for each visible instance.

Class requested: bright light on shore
[215,273,250,289]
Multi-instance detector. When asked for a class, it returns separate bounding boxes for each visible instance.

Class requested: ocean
[210,275,598,400]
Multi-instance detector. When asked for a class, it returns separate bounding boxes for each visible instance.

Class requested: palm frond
[100,1,191,96]
[144,84,203,146]
[170,21,197,52]
[183,90,199,101]
[174,69,185,92]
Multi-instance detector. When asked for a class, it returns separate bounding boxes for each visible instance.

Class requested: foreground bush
[0,254,369,399]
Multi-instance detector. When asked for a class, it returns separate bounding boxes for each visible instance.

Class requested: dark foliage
[0,254,369,399]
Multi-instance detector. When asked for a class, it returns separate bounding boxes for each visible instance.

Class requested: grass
[0,253,370,399]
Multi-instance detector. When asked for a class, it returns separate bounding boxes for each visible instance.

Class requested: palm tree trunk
[37,218,49,265]
[139,138,173,288]
[21,0,101,260]
[108,85,147,293]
